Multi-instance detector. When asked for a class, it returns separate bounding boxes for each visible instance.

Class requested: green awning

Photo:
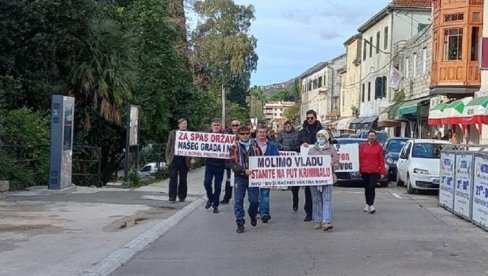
[446,99,466,114]
[388,103,402,120]
[430,102,448,111]
[467,96,488,107]
[399,98,427,115]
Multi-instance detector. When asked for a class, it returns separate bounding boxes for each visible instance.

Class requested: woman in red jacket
[359,130,385,214]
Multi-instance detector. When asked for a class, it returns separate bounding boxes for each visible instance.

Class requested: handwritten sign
[175,131,236,159]
[248,155,333,188]
[334,143,359,172]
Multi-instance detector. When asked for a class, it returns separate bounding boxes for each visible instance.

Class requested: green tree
[191,0,258,106]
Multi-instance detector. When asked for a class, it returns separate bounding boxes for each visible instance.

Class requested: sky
[187,0,392,86]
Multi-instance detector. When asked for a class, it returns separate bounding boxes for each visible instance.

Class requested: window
[376,31,380,54]
[363,40,367,60]
[471,26,479,61]
[405,57,410,78]
[444,13,464,22]
[361,84,365,102]
[473,12,481,22]
[375,77,387,99]
[318,76,323,87]
[413,53,417,77]
[369,36,373,57]
[422,48,427,74]
[443,28,463,61]
[384,26,388,50]
[382,76,387,98]
[367,82,371,101]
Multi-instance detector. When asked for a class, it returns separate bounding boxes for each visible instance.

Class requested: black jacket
[298,120,323,145]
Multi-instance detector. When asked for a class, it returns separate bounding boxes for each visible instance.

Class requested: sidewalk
[0,167,206,276]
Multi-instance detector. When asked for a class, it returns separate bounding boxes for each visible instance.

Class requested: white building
[354,1,431,130]
[264,101,295,129]
[300,54,346,125]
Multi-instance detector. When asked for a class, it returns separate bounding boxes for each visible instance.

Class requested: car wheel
[406,175,415,194]
[396,169,404,186]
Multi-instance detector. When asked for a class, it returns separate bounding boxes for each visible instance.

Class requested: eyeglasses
[307,117,315,120]
[239,132,250,135]
[232,124,240,127]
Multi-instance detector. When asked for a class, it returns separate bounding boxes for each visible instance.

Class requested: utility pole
[221,84,226,126]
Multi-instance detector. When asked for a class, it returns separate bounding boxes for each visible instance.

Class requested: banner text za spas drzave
[175,131,236,159]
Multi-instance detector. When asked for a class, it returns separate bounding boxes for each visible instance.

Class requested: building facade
[354,0,431,130]
[337,35,362,130]
[264,101,295,129]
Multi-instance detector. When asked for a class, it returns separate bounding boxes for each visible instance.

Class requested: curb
[80,197,205,276]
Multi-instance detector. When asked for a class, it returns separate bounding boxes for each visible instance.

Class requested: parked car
[396,139,451,194]
[334,138,388,187]
[383,137,409,181]
[358,130,389,145]
[138,162,168,178]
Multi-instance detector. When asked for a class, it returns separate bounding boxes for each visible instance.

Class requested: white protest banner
[472,155,488,229]
[334,143,359,172]
[279,151,299,156]
[175,131,236,159]
[453,154,473,219]
[439,153,455,210]
[248,155,333,188]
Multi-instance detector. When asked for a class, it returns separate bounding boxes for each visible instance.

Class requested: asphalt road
[112,184,488,276]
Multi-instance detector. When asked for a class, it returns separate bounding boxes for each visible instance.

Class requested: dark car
[334,138,389,187]
[383,137,409,181]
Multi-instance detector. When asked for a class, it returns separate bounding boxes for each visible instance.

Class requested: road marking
[391,193,402,199]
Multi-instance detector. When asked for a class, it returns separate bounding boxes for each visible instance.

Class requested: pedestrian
[277,120,301,211]
[220,119,241,205]
[203,118,227,214]
[359,130,385,214]
[298,110,323,222]
[254,124,279,223]
[229,126,260,233]
[432,130,442,140]
[165,118,193,203]
[308,130,339,231]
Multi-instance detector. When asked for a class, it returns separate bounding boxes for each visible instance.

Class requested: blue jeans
[204,165,225,207]
[259,188,270,217]
[234,177,259,226]
[311,185,333,224]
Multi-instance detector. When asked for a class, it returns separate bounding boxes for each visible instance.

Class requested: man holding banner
[220,119,241,205]
[277,120,301,211]
[203,118,227,214]
[255,124,279,223]
[229,126,261,233]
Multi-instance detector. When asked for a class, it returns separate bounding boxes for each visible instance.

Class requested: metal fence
[0,144,101,189]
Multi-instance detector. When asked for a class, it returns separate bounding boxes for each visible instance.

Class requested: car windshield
[387,140,407,153]
[337,139,366,145]
[412,143,444,159]
[358,131,388,144]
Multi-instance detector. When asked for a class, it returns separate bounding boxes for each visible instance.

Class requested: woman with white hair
[307,129,340,231]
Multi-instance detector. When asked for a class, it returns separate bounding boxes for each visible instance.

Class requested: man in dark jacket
[220,119,241,204]
[277,120,301,212]
[298,110,323,221]
[203,118,227,214]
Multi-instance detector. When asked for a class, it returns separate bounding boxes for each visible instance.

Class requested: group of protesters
[165,109,385,234]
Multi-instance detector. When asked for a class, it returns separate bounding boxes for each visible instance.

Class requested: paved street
[113,184,488,276]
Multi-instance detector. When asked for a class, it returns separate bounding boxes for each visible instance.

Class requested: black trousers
[222,168,233,201]
[168,158,189,201]
[291,186,312,215]
[362,173,379,206]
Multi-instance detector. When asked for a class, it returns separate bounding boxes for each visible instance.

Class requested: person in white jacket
[307,130,340,231]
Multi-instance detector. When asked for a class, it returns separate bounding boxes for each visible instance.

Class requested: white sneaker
[369,205,376,214]
[363,205,370,212]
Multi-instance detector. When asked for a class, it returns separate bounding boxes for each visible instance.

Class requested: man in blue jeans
[228,126,261,233]
[254,124,279,223]
[203,118,226,214]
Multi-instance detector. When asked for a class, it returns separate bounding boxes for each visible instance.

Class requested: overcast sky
[188,0,392,86]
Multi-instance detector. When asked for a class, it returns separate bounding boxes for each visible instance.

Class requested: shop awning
[428,102,448,125]
[441,97,472,125]
[378,104,401,127]
[350,117,364,129]
[399,97,429,115]
[360,116,378,129]
[459,96,488,128]
[336,117,354,130]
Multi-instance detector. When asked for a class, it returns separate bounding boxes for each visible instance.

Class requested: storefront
[398,97,431,139]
